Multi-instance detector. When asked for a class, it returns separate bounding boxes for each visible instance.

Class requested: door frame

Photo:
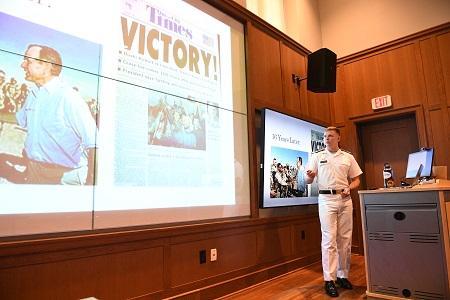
[352,105,428,190]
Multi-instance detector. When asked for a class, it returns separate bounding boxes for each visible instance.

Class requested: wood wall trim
[203,0,310,55]
[161,253,321,299]
[429,105,444,112]
[348,104,422,122]
[246,75,260,219]
[338,22,450,65]
[348,105,428,146]
[244,20,261,220]
[0,212,322,298]
[0,214,318,262]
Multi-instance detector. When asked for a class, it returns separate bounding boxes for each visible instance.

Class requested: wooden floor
[219,254,367,299]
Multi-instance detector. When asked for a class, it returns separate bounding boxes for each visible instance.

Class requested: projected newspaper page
[93,0,237,215]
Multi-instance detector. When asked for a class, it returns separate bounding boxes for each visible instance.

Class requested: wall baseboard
[159,253,321,300]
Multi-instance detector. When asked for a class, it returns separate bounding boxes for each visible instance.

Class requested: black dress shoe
[336,277,353,289]
[324,280,339,297]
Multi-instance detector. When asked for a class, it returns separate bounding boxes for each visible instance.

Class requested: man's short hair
[28,44,62,76]
[326,126,340,136]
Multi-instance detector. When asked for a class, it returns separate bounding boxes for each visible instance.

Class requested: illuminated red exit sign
[371,95,392,110]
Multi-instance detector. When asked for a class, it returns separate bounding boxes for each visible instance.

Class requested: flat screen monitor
[260,108,326,208]
[405,148,434,179]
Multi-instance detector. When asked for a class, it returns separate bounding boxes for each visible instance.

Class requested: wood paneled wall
[332,24,450,177]
[0,216,321,299]
[246,22,331,125]
[331,24,450,252]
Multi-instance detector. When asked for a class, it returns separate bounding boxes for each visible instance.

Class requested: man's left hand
[341,187,351,198]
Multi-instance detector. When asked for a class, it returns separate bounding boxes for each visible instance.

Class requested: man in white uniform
[305,126,362,297]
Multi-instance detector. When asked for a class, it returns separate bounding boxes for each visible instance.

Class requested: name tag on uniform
[320,160,327,163]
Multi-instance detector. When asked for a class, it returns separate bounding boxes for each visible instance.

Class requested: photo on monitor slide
[269,147,310,199]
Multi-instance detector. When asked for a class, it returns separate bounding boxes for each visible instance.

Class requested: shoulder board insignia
[341,149,352,154]
[313,149,325,154]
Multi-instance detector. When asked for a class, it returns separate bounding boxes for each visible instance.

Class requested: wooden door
[358,114,419,189]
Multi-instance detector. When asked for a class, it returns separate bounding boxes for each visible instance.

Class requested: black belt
[319,189,343,194]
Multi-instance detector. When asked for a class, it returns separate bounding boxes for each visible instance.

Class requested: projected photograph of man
[207,101,220,128]
[269,147,310,199]
[148,93,206,150]
[0,12,101,185]
[311,129,326,153]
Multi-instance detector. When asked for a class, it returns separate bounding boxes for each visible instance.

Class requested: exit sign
[371,95,392,110]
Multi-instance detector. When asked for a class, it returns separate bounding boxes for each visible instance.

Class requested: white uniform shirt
[307,149,362,190]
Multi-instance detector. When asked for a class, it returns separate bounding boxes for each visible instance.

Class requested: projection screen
[0,0,250,237]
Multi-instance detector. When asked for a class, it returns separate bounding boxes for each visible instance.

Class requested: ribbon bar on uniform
[318,189,343,194]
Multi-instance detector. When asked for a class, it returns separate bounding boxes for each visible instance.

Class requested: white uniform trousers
[318,195,353,281]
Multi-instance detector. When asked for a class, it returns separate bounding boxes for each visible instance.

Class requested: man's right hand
[306,169,316,178]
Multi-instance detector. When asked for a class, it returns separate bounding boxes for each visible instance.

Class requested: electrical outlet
[210,248,217,261]
[199,249,206,264]
[301,230,305,240]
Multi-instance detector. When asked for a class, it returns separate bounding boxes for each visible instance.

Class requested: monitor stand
[410,164,424,187]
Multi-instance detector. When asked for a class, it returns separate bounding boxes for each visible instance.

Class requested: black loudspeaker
[307,48,337,93]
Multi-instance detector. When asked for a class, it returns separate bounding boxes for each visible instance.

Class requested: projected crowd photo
[148,94,207,150]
